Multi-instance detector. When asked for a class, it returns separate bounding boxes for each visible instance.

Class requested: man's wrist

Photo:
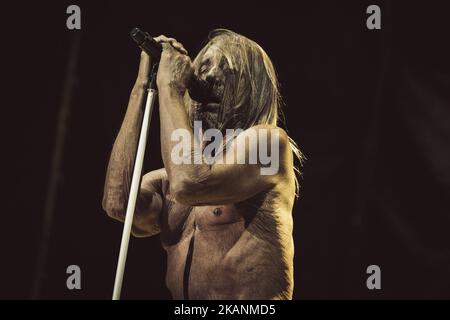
[131,79,148,95]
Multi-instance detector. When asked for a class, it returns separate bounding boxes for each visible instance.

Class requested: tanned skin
[102,36,296,299]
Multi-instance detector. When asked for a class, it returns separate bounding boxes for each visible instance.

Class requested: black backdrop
[2,0,450,299]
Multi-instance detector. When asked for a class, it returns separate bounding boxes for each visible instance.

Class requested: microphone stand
[112,62,159,300]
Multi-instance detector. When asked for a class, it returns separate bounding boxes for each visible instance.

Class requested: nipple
[213,208,222,216]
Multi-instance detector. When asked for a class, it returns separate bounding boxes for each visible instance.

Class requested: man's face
[189,41,232,130]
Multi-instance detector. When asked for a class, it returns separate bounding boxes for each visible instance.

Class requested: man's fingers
[160,42,174,51]
[171,41,188,54]
[155,35,178,44]
[155,35,188,55]
[154,35,169,42]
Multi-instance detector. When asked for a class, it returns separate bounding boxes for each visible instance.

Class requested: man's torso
[158,179,295,300]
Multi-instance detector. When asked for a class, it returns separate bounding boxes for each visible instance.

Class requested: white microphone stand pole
[112,63,158,300]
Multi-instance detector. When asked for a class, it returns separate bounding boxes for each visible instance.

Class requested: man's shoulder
[239,124,290,151]
[240,125,295,194]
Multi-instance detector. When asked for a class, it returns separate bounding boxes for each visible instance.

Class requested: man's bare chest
[160,198,247,246]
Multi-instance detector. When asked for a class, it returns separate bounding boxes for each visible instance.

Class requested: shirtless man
[102,29,301,299]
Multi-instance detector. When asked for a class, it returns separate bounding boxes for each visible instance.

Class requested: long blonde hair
[196,29,304,196]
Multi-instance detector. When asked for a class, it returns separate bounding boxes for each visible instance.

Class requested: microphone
[130,27,162,61]
[130,27,215,103]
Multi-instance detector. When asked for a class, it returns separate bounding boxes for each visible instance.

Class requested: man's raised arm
[155,38,293,206]
[102,52,163,237]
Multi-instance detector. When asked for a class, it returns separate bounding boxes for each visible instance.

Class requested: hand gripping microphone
[130,27,214,103]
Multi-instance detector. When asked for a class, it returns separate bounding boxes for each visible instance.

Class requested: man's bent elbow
[102,196,126,221]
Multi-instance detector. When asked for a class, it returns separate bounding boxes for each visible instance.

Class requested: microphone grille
[130,27,146,44]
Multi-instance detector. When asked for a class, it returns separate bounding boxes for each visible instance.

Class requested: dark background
[2,0,450,299]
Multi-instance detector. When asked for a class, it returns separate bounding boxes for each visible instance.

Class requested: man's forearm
[158,87,211,191]
[102,84,146,213]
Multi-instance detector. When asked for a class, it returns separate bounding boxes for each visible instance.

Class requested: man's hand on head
[154,35,193,96]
